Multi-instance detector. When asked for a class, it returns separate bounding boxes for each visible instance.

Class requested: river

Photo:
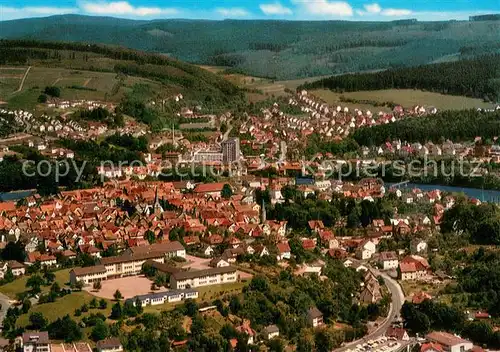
[386,183,500,203]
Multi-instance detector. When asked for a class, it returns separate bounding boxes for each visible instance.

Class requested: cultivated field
[0,65,164,109]
[311,89,496,112]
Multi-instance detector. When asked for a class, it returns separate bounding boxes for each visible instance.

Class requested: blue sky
[0,0,499,21]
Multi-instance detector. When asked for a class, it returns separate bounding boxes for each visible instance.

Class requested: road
[0,292,13,329]
[334,270,405,352]
[16,66,31,93]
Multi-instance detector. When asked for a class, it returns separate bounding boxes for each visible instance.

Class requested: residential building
[307,307,324,328]
[356,239,376,260]
[96,338,123,352]
[262,325,280,340]
[411,239,428,254]
[22,332,50,352]
[386,327,409,341]
[379,251,399,270]
[425,331,473,352]
[170,266,237,290]
[399,255,431,281]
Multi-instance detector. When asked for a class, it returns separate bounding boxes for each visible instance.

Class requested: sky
[0,0,499,21]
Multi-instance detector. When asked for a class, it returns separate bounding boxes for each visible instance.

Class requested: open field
[399,280,450,300]
[16,291,112,327]
[0,269,71,299]
[311,89,497,112]
[0,65,165,109]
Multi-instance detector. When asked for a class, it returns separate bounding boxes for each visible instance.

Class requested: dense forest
[300,55,500,102]
[352,109,500,146]
[1,15,499,79]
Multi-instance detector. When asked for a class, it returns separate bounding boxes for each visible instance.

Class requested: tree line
[300,55,500,102]
[352,109,500,146]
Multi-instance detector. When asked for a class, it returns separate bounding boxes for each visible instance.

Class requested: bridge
[389,180,410,188]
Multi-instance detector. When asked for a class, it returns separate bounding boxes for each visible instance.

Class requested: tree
[91,320,109,341]
[110,302,122,319]
[184,299,199,317]
[89,298,98,309]
[221,184,233,199]
[74,280,84,291]
[43,271,55,284]
[29,312,48,330]
[113,290,123,301]
[22,299,31,314]
[48,315,82,342]
[1,241,25,262]
[93,281,102,291]
[99,299,108,310]
[44,86,61,97]
[26,274,44,294]
[3,268,14,283]
[268,337,285,352]
[135,298,143,314]
[37,94,48,103]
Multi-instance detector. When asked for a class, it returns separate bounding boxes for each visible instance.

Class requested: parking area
[344,337,401,352]
[184,255,211,270]
[85,275,154,300]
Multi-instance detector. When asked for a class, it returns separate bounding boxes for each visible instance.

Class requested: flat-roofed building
[170,266,237,290]
[127,289,198,306]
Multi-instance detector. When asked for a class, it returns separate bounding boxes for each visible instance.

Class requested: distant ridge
[1,14,499,80]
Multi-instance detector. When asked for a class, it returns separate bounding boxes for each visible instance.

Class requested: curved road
[0,292,13,330]
[335,270,405,352]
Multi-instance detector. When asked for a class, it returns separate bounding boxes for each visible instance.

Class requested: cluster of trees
[268,187,393,231]
[0,154,96,195]
[76,107,124,128]
[352,109,500,146]
[441,201,500,245]
[105,134,148,153]
[301,55,500,102]
[402,299,500,348]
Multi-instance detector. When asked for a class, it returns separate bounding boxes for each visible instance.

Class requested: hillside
[300,55,500,103]
[0,39,244,113]
[0,15,499,80]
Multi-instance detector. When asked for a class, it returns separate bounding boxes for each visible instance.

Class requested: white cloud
[215,8,250,17]
[381,8,412,16]
[260,2,293,15]
[364,3,381,14]
[293,0,353,17]
[0,6,77,20]
[356,3,412,17]
[80,1,178,17]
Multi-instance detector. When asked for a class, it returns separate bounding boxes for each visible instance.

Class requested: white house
[356,240,376,260]
[378,251,399,270]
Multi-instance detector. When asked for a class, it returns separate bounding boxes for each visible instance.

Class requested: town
[0,32,500,352]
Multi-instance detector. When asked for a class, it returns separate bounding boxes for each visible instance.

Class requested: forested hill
[1,15,499,79]
[0,39,243,105]
[352,109,500,147]
[299,55,500,102]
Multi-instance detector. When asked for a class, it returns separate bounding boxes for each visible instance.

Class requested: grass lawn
[400,280,449,300]
[0,269,71,299]
[311,88,496,112]
[16,291,112,327]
